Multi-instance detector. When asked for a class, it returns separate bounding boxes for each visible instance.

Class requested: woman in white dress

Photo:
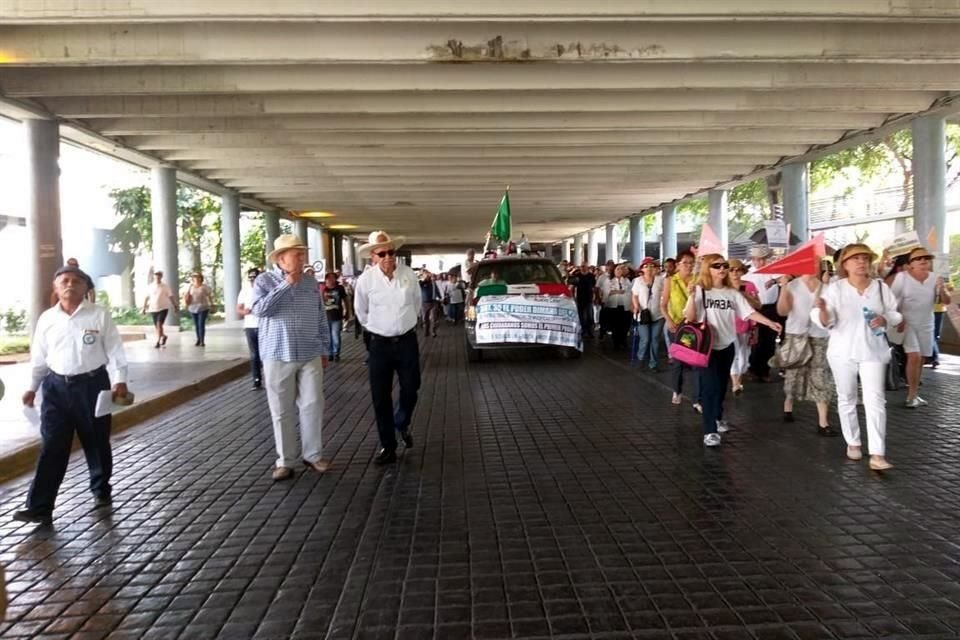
[889,247,952,408]
[813,244,902,471]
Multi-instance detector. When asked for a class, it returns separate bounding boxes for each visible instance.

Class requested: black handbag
[637,308,653,325]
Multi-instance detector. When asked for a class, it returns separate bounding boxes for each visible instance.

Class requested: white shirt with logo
[690,286,757,350]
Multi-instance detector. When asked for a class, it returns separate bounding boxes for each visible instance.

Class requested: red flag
[753,233,826,275]
[696,224,725,256]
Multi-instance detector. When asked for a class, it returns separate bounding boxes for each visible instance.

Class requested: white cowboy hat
[749,245,772,259]
[357,230,405,258]
[268,233,308,262]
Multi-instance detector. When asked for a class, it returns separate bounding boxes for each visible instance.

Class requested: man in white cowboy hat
[252,233,332,480]
[742,244,786,382]
[353,230,421,465]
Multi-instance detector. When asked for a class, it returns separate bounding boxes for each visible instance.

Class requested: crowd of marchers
[558,242,953,470]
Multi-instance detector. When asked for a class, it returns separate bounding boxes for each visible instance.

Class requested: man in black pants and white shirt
[17,265,129,525]
[354,231,422,465]
[743,245,785,382]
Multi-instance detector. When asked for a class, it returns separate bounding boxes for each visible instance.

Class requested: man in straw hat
[252,234,332,480]
[354,230,421,465]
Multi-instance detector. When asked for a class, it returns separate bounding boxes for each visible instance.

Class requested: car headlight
[465,305,477,322]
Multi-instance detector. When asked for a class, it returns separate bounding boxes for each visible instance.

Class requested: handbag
[667,288,713,368]
[637,281,653,325]
[769,333,813,370]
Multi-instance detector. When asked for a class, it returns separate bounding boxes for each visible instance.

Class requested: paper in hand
[22,405,41,427]
[95,390,134,418]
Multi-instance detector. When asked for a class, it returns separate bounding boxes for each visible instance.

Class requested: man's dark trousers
[27,367,112,515]
[244,327,262,382]
[749,303,781,379]
[368,331,421,452]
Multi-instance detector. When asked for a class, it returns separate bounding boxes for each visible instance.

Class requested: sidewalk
[0,323,250,482]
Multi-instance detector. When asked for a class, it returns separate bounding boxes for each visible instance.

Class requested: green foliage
[178,186,221,272]
[950,234,960,288]
[1,308,28,335]
[96,290,111,308]
[108,186,152,253]
[111,307,152,326]
[0,335,30,356]
[241,216,267,270]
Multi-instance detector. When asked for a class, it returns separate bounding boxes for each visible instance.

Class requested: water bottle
[862,307,885,336]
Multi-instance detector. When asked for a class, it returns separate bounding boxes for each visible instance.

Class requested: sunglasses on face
[909,255,933,263]
[710,263,730,270]
[374,249,396,258]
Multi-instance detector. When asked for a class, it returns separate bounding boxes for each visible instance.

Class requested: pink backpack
[667,288,713,368]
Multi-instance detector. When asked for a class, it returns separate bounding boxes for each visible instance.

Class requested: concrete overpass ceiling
[2,2,959,244]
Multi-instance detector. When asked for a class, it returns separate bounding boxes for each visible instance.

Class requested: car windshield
[473,261,562,286]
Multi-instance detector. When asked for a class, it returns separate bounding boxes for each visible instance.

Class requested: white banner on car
[475,295,582,350]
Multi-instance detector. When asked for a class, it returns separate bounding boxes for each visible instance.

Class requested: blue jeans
[368,331,421,451]
[933,311,944,361]
[329,319,342,357]
[28,367,112,514]
[635,318,665,368]
[191,310,209,344]
[700,345,735,435]
[244,328,262,383]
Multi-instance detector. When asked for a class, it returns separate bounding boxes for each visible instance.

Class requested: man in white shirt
[461,249,479,285]
[354,231,421,465]
[742,245,785,382]
[17,265,129,526]
[236,267,263,389]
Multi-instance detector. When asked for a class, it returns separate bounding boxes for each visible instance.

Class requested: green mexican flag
[490,191,511,243]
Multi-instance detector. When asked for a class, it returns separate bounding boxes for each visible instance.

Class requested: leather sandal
[869,456,893,471]
[272,466,294,481]
[303,459,330,474]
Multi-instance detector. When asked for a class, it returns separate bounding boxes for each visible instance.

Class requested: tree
[108,186,152,254]
[177,186,221,273]
[241,216,267,270]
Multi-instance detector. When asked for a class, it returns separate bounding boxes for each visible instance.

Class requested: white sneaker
[703,433,722,447]
[716,420,730,433]
[915,396,928,406]
[692,403,703,414]
[904,397,922,409]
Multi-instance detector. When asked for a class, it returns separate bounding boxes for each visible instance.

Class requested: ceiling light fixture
[327,224,358,230]
[296,211,336,218]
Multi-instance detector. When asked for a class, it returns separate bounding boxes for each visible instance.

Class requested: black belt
[368,329,416,343]
[49,365,106,383]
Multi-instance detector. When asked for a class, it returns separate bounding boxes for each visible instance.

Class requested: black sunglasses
[710,262,730,270]
[909,255,933,262]
[374,249,397,258]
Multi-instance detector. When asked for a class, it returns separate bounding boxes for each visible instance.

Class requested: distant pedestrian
[322,272,348,361]
[446,273,466,324]
[462,249,479,284]
[236,268,263,388]
[662,252,700,410]
[354,230,420,465]
[143,270,176,349]
[743,245,784,382]
[252,234,331,481]
[184,272,212,347]
[814,244,901,470]
[16,265,129,525]
[571,263,597,338]
[418,270,442,337]
[600,263,632,349]
[631,257,665,370]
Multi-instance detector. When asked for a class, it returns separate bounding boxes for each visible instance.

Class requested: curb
[0,360,249,485]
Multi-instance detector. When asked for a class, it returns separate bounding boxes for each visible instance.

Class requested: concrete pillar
[221,192,241,322]
[912,115,948,254]
[307,225,322,264]
[573,234,585,265]
[661,205,677,260]
[347,238,358,272]
[605,223,618,264]
[782,163,810,242]
[295,219,308,246]
[150,165,179,327]
[707,189,729,256]
[25,119,63,330]
[588,229,601,265]
[629,215,645,266]
[264,210,281,259]
[562,239,573,263]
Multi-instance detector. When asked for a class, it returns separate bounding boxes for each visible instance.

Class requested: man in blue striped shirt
[252,234,331,481]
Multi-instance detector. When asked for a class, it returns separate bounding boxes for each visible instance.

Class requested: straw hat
[907,247,935,263]
[838,243,877,265]
[268,234,307,263]
[728,258,748,272]
[749,245,771,259]
[358,230,405,258]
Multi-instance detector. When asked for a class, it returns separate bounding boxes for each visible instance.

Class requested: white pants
[731,333,751,376]
[827,357,886,456]
[263,356,325,468]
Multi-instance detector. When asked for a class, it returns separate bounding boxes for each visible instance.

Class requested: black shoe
[334,355,341,362]
[253,378,262,389]
[160,335,168,346]
[374,449,397,465]
[154,341,161,349]
[195,340,200,346]
[817,425,840,437]
[13,509,52,526]
[94,493,112,508]
[400,431,414,448]
[783,412,794,423]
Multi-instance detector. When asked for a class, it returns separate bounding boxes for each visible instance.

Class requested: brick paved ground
[1,328,959,640]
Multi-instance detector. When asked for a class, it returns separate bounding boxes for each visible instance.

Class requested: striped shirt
[251,266,331,362]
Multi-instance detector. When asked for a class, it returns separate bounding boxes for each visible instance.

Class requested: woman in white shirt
[630,257,664,370]
[600,264,633,350]
[184,272,213,347]
[728,259,760,395]
[684,254,782,447]
[776,264,837,437]
[813,244,902,471]
[889,247,952,408]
